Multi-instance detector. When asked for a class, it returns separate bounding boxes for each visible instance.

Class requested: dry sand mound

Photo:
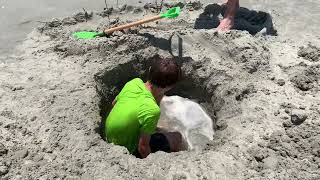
[1,2,320,180]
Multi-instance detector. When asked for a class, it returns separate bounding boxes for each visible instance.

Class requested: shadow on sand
[194,3,277,35]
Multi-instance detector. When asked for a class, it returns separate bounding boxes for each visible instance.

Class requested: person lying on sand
[217,0,239,31]
[105,57,184,158]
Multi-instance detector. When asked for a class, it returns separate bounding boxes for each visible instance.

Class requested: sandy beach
[0,0,320,179]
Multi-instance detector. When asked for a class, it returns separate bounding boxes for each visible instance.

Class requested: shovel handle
[104,15,162,35]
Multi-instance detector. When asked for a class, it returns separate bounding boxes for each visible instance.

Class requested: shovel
[73,7,181,39]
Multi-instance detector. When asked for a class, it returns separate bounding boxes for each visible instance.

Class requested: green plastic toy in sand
[160,6,181,18]
[73,7,181,39]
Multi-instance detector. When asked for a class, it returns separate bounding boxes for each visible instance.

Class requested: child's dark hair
[148,57,182,88]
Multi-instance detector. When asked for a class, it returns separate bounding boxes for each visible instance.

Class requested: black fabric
[133,133,171,159]
[149,133,171,153]
[133,149,142,159]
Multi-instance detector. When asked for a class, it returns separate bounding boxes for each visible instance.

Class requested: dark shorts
[133,133,171,158]
[133,149,142,159]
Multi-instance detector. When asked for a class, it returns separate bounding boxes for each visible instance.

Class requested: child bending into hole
[105,57,185,158]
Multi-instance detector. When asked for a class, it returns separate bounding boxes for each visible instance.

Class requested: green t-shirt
[105,78,160,153]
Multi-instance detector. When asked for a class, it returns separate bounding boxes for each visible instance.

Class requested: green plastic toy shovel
[73,7,181,39]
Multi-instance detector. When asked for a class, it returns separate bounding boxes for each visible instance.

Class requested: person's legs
[135,133,170,158]
[149,132,187,153]
[133,149,142,159]
[162,132,187,152]
[149,133,171,153]
[217,0,239,31]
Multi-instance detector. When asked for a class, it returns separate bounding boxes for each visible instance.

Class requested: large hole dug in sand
[95,55,220,152]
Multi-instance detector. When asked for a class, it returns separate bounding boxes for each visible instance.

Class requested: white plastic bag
[158,96,214,150]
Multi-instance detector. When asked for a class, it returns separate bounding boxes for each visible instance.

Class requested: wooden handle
[104,15,162,35]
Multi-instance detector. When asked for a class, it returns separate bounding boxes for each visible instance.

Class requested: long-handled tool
[73,7,180,39]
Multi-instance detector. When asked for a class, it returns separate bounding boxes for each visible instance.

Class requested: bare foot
[217,16,234,31]
[217,0,239,31]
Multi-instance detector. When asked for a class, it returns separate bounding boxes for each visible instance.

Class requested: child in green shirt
[105,57,182,158]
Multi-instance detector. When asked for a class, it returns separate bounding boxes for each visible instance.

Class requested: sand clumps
[286,63,320,92]
[298,44,320,62]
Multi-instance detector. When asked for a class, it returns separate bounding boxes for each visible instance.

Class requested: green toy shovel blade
[73,31,104,39]
[73,7,181,39]
[160,7,181,18]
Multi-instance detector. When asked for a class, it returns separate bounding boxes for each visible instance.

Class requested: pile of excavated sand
[0,2,320,179]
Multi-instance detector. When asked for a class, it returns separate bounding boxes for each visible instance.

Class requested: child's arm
[112,99,117,106]
[138,133,151,158]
